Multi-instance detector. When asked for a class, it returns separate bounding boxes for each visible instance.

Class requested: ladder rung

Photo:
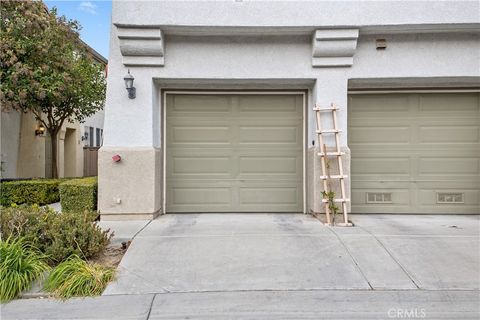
[322,198,350,203]
[313,107,339,112]
[320,175,348,180]
[318,152,345,156]
[316,129,342,134]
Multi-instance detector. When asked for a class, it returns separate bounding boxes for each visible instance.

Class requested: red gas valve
[112,154,121,162]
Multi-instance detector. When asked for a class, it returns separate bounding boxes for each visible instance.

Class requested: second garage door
[165,93,304,213]
[349,92,480,214]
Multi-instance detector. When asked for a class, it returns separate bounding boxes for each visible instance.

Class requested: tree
[0,1,106,178]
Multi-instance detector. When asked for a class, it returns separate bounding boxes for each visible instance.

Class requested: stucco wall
[103,32,480,147]
[16,112,47,178]
[0,110,21,178]
[58,122,84,178]
[112,1,479,29]
[351,33,480,78]
[1,110,85,179]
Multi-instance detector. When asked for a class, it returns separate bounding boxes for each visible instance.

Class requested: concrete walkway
[2,214,479,319]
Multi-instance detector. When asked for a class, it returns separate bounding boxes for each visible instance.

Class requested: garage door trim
[162,91,307,214]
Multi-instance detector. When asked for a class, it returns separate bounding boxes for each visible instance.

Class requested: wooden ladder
[314,103,351,226]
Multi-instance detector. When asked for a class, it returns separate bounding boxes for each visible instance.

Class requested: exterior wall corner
[98,146,162,220]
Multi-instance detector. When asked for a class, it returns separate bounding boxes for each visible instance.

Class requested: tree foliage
[0,1,106,177]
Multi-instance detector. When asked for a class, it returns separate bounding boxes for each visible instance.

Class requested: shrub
[0,179,64,206]
[0,237,50,302]
[59,177,97,213]
[0,205,111,264]
[45,255,115,299]
[0,205,53,245]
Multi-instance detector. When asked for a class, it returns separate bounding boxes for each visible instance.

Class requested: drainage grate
[366,192,392,204]
[437,192,464,204]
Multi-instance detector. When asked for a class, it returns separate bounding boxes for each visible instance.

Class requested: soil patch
[89,242,130,268]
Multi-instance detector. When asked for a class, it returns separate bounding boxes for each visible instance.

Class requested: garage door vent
[437,192,464,204]
[366,192,392,204]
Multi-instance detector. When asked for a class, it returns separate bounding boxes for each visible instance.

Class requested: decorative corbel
[117,26,164,67]
[312,29,359,67]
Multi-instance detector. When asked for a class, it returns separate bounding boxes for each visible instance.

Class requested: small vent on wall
[366,192,392,204]
[437,192,464,204]
[376,39,387,50]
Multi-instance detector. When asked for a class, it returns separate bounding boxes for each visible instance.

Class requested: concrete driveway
[104,213,479,294]
[3,214,479,319]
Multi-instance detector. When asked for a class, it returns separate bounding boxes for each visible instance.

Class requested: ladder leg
[316,107,331,225]
[321,144,331,225]
[332,105,349,224]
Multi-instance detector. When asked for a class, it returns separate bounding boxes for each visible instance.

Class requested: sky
[45,1,112,59]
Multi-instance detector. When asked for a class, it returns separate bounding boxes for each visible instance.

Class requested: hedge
[0,179,64,206]
[59,177,97,213]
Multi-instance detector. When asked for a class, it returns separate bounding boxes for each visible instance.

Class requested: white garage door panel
[166,94,303,213]
[349,93,480,214]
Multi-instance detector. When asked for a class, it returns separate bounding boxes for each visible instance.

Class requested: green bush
[0,179,64,206]
[59,177,97,213]
[0,205,111,264]
[0,237,50,302]
[45,255,115,299]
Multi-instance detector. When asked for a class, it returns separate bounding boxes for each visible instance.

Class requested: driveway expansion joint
[356,225,421,289]
[327,227,374,290]
[145,294,156,320]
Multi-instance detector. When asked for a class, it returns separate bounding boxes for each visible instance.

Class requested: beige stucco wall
[98,146,162,220]
[58,122,84,178]
[0,110,21,179]
[16,112,47,178]
[6,111,84,179]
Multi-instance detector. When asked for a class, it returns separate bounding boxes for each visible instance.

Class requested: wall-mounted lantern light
[124,69,136,99]
[81,132,89,141]
[35,123,45,136]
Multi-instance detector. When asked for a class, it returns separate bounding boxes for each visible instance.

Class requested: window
[96,128,101,147]
[89,127,94,146]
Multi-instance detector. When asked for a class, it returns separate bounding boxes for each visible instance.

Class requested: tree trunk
[50,130,59,178]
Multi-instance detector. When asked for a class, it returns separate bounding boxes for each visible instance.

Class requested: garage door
[349,93,480,214]
[166,94,304,212]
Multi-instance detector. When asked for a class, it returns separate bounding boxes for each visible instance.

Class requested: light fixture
[81,132,89,141]
[35,123,45,136]
[124,69,136,99]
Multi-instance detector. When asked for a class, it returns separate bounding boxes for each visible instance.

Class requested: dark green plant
[0,205,111,264]
[45,210,110,263]
[59,177,97,213]
[45,255,115,299]
[0,237,50,302]
[321,190,339,224]
[0,179,65,206]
